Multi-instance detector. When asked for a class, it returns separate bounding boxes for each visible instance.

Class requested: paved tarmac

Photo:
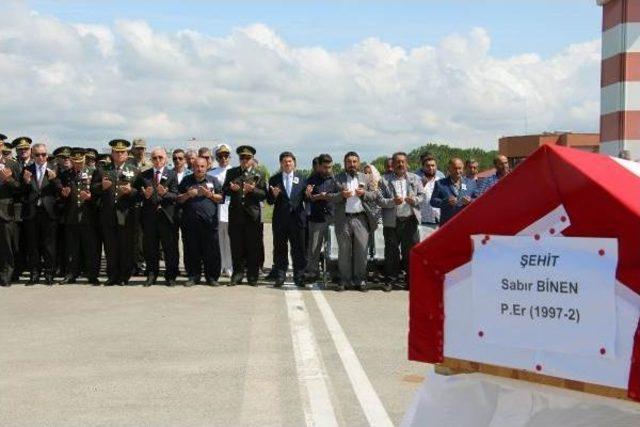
[0,224,427,426]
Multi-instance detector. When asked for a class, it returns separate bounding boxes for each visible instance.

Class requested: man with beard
[223,145,267,286]
[58,148,99,285]
[134,147,179,287]
[178,156,223,286]
[417,154,443,234]
[91,139,139,286]
[327,152,379,292]
[303,153,335,283]
[0,134,22,286]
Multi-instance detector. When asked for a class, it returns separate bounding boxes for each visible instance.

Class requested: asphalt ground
[0,224,427,427]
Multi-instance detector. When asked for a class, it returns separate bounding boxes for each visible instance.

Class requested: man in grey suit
[328,151,378,292]
[378,152,425,291]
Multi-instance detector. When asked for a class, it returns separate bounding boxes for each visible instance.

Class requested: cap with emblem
[131,138,146,149]
[236,145,256,157]
[2,142,12,154]
[216,144,231,155]
[85,148,98,159]
[12,136,32,150]
[70,147,86,162]
[53,146,72,158]
[109,139,131,152]
[97,154,111,164]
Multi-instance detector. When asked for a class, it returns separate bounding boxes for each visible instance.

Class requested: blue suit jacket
[266,171,307,229]
[430,176,477,225]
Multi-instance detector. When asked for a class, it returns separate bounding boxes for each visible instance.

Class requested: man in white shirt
[208,144,233,277]
[418,154,442,234]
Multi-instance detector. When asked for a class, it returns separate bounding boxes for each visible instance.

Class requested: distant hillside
[369,143,498,173]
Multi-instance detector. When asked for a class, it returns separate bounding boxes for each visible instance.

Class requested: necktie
[37,166,44,188]
[155,170,161,185]
[285,174,292,197]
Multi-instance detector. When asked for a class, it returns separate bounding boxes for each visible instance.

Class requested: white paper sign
[472,235,617,358]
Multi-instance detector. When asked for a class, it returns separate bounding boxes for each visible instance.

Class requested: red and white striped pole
[598,0,640,158]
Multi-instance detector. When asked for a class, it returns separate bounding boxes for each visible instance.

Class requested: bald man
[430,158,477,225]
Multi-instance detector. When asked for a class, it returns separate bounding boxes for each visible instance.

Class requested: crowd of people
[0,133,510,291]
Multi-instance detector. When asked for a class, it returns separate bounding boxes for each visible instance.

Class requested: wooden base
[437,357,632,401]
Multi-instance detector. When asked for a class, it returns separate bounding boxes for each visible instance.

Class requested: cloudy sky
[1,1,602,169]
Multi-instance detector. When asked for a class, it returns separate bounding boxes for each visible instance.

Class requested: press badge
[293,177,299,184]
[206,182,214,189]
[461,183,467,191]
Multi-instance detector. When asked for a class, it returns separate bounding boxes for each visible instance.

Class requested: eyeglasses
[34,153,47,158]
[151,156,164,161]
[216,153,229,159]
[173,156,184,161]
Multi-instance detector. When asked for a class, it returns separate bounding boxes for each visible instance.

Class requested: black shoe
[89,278,100,286]
[336,282,346,292]
[44,275,54,286]
[0,281,11,287]
[274,276,285,288]
[144,275,156,287]
[231,273,244,285]
[184,279,196,287]
[304,273,319,284]
[59,275,77,285]
[264,269,277,281]
[104,279,118,286]
[382,282,392,292]
[247,278,258,286]
[166,278,176,287]
[206,278,219,287]
[27,274,39,286]
[358,281,368,292]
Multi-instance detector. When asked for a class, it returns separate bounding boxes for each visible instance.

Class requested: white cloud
[0,2,601,169]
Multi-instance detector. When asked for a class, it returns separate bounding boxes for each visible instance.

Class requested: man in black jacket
[91,139,139,286]
[22,143,60,285]
[134,147,179,286]
[58,148,99,285]
[222,145,267,286]
[266,151,307,287]
[0,134,23,286]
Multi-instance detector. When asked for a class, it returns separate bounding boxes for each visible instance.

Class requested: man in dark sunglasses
[208,144,233,278]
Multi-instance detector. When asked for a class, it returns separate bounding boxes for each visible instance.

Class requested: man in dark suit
[430,157,477,225]
[266,151,307,287]
[223,145,267,286]
[22,143,60,285]
[91,139,139,286]
[58,148,99,285]
[178,156,224,286]
[11,136,33,282]
[0,134,23,286]
[52,146,72,279]
[134,147,179,286]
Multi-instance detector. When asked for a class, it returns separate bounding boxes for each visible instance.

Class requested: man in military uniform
[223,145,267,286]
[11,137,32,281]
[91,139,139,286]
[129,138,151,276]
[133,147,179,286]
[0,134,22,286]
[52,146,72,278]
[58,148,99,285]
[22,143,60,285]
[85,148,98,169]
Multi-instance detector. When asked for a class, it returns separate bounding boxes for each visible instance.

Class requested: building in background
[499,132,599,168]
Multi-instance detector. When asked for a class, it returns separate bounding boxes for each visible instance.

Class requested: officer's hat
[109,139,131,152]
[216,144,231,155]
[85,148,98,159]
[131,138,146,149]
[2,142,12,153]
[70,147,86,162]
[53,146,72,158]
[236,145,256,157]
[0,133,7,142]
[12,136,32,150]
